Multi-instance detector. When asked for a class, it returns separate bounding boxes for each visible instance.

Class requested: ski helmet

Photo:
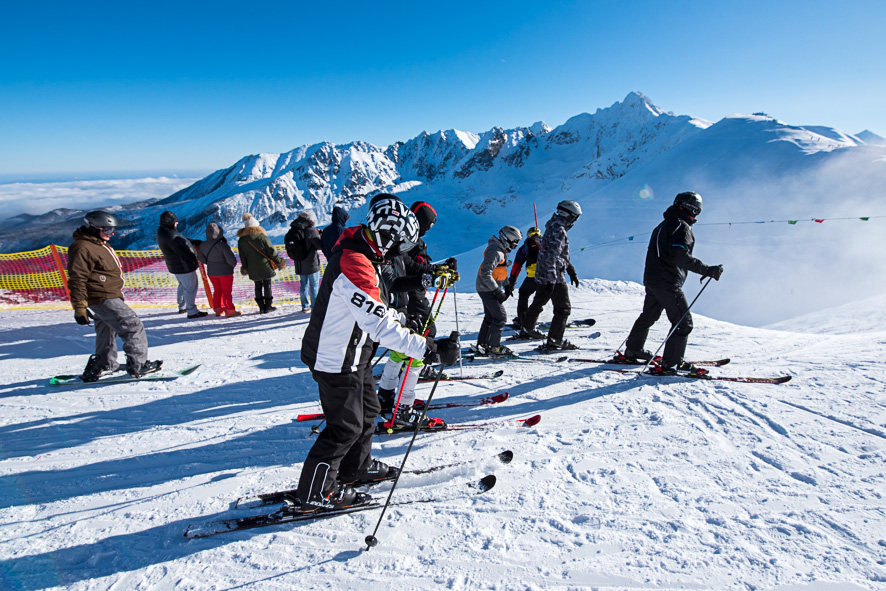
[84,211,119,237]
[365,193,412,255]
[498,225,523,250]
[527,226,541,238]
[399,210,421,254]
[674,192,702,217]
[410,201,437,236]
[556,200,582,223]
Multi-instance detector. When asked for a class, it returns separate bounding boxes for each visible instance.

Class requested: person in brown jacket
[67,211,162,381]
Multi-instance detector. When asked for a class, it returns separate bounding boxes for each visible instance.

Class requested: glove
[74,301,90,326]
[423,336,438,365]
[405,314,423,333]
[704,264,724,281]
[492,289,508,303]
[445,257,457,271]
[503,283,514,299]
[567,264,579,288]
[435,331,461,367]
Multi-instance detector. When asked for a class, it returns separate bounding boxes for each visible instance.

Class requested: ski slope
[0,280,884,590]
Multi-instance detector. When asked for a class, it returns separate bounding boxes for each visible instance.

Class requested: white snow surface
[1,280,884,590]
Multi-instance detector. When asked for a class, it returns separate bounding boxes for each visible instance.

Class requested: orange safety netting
[0,244,326,310]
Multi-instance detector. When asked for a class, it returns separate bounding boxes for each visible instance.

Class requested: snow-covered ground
[0,280,884,590]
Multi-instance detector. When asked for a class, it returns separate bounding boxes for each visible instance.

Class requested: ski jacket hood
[159,211,178,229]
[197,225,237,277]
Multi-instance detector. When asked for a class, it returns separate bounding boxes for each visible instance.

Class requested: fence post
[49,244,71,299]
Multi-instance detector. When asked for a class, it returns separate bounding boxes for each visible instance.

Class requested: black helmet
[410,201,437,236]
[674,192,702,217]
[556,200,582,223]
[84,211,119,237]
[498,225,522,250]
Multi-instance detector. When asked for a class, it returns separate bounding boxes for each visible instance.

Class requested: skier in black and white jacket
[623,192,724,373]
[296,194,458,512]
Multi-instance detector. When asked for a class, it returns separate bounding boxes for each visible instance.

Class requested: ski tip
[588,332,602,339]
[476,474,497,493]
[776,376,793,384]
[719,358,732,366]
[492,370,504,378]
[556,356,568,362]
[178,364,202,376]
[497,450,514,464]
[521,415,542,428]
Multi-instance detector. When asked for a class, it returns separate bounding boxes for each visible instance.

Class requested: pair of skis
[184,451,514,538]
[567,356,791,385]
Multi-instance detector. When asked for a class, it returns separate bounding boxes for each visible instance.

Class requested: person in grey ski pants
[174,271,199,315]
[90,298,149,370]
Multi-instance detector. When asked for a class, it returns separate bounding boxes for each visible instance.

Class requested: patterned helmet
[366,193,412,255]
[527,226,541,238]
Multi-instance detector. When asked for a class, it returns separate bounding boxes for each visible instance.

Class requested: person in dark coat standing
[197,222,241,317]
[68,211,162,380]
[623,192,723,374]
[320,206,350,261]
[475,225,522,357]
[287,209,323,312]
[156,210,207,318]
[520,200,583,350]
[508,226,541,332]
[237,213,286,313]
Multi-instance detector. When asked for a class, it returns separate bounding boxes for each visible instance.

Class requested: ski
[294,392,510,424]
[508,318,596,331]
[376,414,541,435]
[605,367,792,385]
[568,356,731,367]
[418,369,504,383]
[533,333,602,354]
[184,475,497,538]
[49,365,201,386]
[236,451,513,509]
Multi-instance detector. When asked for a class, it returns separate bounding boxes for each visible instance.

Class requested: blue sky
[1,0,884,179]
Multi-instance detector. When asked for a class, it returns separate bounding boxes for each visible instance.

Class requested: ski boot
[622,349,653,363]
[393,407,446,431]
[468,343,487,357]
[126,357,163,378]
[482,344,517,358]
[80,355,103,382]
[297,482,371,513]
[518,327,546,340]
[539,338,579,352]
[653,361,707,377]
[339,459,400,487]
[377,387,396,415]
[419,365,447,381]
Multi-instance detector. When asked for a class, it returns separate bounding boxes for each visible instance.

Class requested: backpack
[285,226,309,261]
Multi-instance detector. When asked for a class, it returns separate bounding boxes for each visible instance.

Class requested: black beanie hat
[410,201,437,236]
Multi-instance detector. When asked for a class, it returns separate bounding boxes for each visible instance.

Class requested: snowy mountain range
[4,92,886,325]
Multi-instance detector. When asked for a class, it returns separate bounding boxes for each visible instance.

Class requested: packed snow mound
[767,291,886,334]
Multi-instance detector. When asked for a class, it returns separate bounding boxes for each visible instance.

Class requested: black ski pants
[523,281,572,342]
[516,277,538,327]
[626,285,693,368]
[254,278,273,304]
[478,290,507,348]
[297,364,380,504]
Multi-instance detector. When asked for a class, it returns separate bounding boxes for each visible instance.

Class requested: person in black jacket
[320,206,350,261]
[156,211,207,318]
[508,226,541,332]
[287,209,323,312]
[623,192,724,374]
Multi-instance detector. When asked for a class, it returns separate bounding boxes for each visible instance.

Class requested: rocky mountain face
[0,91,878,254]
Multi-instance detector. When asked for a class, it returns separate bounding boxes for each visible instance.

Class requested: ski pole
[371,348,388,371]
[384,283,449,430]
[365,333,458,550]
[452,281,463,378]
[637,277,713,376]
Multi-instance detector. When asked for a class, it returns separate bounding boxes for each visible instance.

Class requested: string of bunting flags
[577,215,884,252]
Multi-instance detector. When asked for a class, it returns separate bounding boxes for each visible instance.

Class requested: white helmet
[498,225,522,251]
[556,200,582,223]
[366,193,412,255]
[399,210,420,254]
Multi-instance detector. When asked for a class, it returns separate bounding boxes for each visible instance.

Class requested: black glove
[74,302,90,326]
[704,264,724,281]
[405,314,423,333]
[445,257,457,271]
[567,264,579,288]
[434,331,460,367]
[492,289,507,303]
[503,283,514,299]
[423,336,438,365]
